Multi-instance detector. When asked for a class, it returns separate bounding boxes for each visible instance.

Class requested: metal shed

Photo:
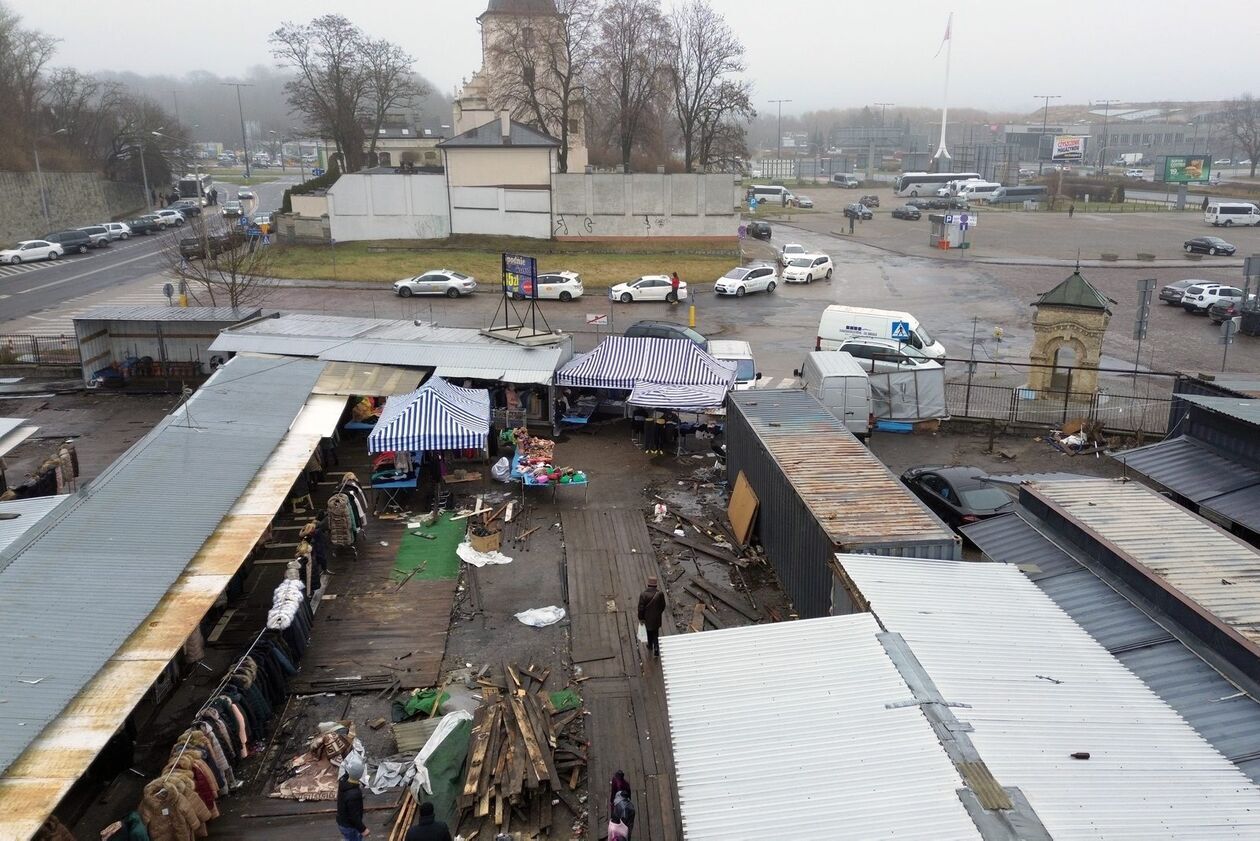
[725,389,959,618]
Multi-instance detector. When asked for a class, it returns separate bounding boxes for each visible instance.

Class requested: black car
[178,232,243,260]
[891,205,922,220]
[1159,279,1201,305]
[844,203,873,220]
[171,200,203,217]
[746,220,772,240]
[1184,236,1236,256]
[624,320,708,350]
[43,229,93,254]
[126,215,163,235]
[858,194,880,208]
[900,465,1015,530]
[1208,299,1248,325]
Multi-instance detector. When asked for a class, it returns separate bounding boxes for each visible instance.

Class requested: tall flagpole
[933,12,954,169]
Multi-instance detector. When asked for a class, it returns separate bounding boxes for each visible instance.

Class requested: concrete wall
[551,173,740,239]
[275,214,332,245]
[290,194,328,217]
[444,147,552,188]
[449,187,551,239]
[326,172,450,242]
[0,171,145,244]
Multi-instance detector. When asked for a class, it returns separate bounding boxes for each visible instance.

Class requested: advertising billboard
[1162,155,1210,183]
[1051,135,1086,161]
[502,253,538,299]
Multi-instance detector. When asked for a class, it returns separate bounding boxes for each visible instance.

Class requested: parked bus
[1205,202,1260,227]
[987,185,1049,205]
[177,173,214,205]
[892,171,981,197]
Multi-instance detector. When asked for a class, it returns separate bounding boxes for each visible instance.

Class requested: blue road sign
[311,167,325,177]
[891,320,912,341]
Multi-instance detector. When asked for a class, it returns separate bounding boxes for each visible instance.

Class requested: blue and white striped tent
[557,337,736,408]
[367,377,491,454]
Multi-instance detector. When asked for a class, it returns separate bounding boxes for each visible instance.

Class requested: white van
[1205,202,1260,227]
[794,351,874,441]
[708,340,760,390]
[816,305,946,359]
[937,178,982,197]
[830,173,860,188]
[956,181,1002,202]
[750,185,794,206]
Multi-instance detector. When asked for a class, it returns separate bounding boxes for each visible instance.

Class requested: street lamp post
[32,128,67,230]
[221,82,255,180]
[268,130,287,173]
[769,99,792,179]
[1034,94,1060,175]
[1095,99,1120,173]
[155,131,211,259]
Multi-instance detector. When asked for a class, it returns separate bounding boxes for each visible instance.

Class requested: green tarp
[393,513,464,580]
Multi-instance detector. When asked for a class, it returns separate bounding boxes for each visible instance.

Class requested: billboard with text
[1162,155,1210,183]
[1051,135,1086,161]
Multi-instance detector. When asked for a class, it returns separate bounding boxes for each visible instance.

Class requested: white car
[1182,283,1244,314]
[0,240,64,264]
[1214,159,1232,166]
[536,271,583,301]
[1018,168,1036,177]
[778,243,807,267]
[102,222,132,240]
[1125,168,1145,179]
[782,254,834,284]
[154,209,185,227]
[238,188,256,201]
[714,265,776,297]
[393,269,477,298]
[609,275,688,303]
[835,336,934,374]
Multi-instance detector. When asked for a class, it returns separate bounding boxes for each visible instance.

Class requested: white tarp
[868,362,948,422]
[515,606,567,626]
[457,541,513,567]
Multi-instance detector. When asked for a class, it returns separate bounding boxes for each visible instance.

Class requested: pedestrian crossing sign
[891,320,911,341]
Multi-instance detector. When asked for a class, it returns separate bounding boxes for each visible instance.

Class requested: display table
[371,473,417,514]
[345,420,378,432]
[512,451,588,503]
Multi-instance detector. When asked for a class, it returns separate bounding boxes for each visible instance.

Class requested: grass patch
[266,238,738,287]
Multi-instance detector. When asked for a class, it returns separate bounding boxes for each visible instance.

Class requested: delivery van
[794,351,874,441]
[956,181,1002,202]
[708,339,760,390]
[1205,202,1260,227]
[816,305,946,359]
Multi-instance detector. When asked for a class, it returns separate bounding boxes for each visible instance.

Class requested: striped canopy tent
[367,376,491,454]
[557,337,736,408]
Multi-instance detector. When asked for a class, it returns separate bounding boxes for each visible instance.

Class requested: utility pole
[1034,94,1060,175]
[769,98,792,179]
[1094,99,1119,172]
[221,82,255,179]
[875,102,894,127]
[171,90,181,126]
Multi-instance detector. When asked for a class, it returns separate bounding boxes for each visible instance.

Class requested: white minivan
[956,181,1002,202]
[708,340,760,390]
[750,185,794,206]
[830,173,860,188]
[794,351,873,441]
[1205,202,1260,227]
[816,305,946,359]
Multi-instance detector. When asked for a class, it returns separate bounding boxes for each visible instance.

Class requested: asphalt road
[0,174,296,325]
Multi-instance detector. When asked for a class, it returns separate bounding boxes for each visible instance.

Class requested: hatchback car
[222,200,244,218]
[844,203,873,220]
[102,222,132,240]
[609,275,688,303]
[153,209,186,228]
[794,195,814,208]
[781,254,833,284]
[392,269,477,298]
[237,188,256,201]
[1182,284,1244,314]
[835,337,933,374]
[0,240,63,264]
[900,466,1015,530]
[1184,236,1236,256]
[44,230,93,254]
[746,220,772,240]
[891,205,922,220]
[624,320,707,349]
[170,200,202,217]
[1125,168,1145,178]
[126,215,164,235]
[77,225,112,248]
[1208,298,1251,325]
[1159,279,1202,305]
[714,265,776,297]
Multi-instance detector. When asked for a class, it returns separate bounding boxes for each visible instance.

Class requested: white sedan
[778,243,807,267]
[0,240,64,264]
[393,269,477,298]
[714,265,776,297]
[504,270,584,301]
[782,254,834,284]
[609,275,688,303]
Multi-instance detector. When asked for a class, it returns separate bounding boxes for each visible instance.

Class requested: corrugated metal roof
[322,340,565,384]
[1203,485,1260,530]
[1180,374,1260,399]
[74,306,261,323]
[1029,478,1260,652]
[659,614,983,841]
[981,471,1095,486]
[964,514,1260,785]
[727,390,957,548]
[840,554,1260,838]
[0,419,25,441]
[224,312,387,338]
[1114,436,1260,502]
[0,355,325,776]
[209,333,346,357]
[1179,394,1260,426]
[0,496,70,555]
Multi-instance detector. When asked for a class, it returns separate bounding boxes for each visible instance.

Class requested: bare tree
[591,0,668,170]
[667,0,746,172]
[362,38,429,165]
[696,79,754,170]
[0,3,58,167]
[487,0,598,173]
[160,218,276,309]
[1224,94,1260,178]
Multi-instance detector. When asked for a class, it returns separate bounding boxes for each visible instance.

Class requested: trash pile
[1045,418,1109,456]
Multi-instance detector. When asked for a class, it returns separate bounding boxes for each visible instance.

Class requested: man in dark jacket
[405,801,452,841]
[336,757,369,840]
[637,576,666,658]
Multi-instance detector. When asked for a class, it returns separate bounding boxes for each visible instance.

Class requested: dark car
[746,220,772,240]
[1159,279,1201,305]
[178,232,243,260]
[43,229,93,254]
[1208,299,1249,325]
[844,203,873,220]
[1183,236,1236,256]
[126,215,163,235]
[891,205,922,220]
[900,466,1015,530]
[171,200,203,217]
[858,194,880,208]
[624,320,708,350]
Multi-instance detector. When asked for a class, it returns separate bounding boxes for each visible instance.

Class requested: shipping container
[726,390,960,618]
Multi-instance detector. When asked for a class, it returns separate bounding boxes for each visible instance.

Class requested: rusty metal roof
[728,390,958,549]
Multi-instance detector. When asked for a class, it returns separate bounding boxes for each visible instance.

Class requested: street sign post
[311,167,325,177]
[891,320,911,342]
[586,313,608,327]
[1133,278,1156,375]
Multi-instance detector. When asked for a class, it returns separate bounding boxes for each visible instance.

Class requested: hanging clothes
[327,494,353,546]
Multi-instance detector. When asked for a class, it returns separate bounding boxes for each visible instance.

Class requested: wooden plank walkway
[563,509,681,841]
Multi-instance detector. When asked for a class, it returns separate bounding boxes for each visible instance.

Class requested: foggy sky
[10,0,1255,115]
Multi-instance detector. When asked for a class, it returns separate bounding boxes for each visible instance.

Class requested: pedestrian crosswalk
[0,259,58,279]
[749,376,799,390]
[8,277,174,335]
[0,239,157,280]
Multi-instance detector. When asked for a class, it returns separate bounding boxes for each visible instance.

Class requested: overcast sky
[10,0,1255,115]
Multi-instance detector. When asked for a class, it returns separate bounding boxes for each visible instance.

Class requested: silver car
[393,269,477,298]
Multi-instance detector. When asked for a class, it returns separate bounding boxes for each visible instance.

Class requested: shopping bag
[637,622,648,645]
[608,819,630,840]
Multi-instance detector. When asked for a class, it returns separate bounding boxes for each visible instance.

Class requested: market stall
[504,427,589,504]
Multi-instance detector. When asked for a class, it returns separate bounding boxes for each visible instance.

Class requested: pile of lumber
[458,663,584,837]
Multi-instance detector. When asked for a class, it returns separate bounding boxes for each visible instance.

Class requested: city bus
[892,171,981,197]
[177,173,214,205]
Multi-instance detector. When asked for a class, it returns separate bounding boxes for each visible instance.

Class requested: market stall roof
[0,417,37,459]
[556,337,735,403]
[368,377,490,454]
[626,382,728,410]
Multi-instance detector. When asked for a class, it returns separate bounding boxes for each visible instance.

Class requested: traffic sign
[959,212,970,231]
[311,167,325,177]
[163,282,174,303]
[586,313,609,326]
[891,320,912,341]
[945,214,954,224]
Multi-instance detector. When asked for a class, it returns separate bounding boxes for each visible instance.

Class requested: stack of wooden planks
[458,663,585,837]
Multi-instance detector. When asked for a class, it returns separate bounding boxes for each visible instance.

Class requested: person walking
[404,801,452,841]
[669,272,681,305]
[1068,203,1075,219]
[612,791,637,839]
[637,576,666,658]
[336,757,370,840]
[609,770,632,814]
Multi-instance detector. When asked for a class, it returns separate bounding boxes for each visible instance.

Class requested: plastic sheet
[456,540,513,567]
[515,606,567,626]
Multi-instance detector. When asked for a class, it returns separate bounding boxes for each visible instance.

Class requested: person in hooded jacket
[404,801,452,841]
[337,756,370,840]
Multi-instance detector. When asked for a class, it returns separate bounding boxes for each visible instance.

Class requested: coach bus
[892,171,981,197]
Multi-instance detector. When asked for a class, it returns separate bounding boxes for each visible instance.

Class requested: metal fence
[0,334,81,366]
[946,360,1175,436]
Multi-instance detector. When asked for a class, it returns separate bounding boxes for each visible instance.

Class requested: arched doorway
[1047,336,1087,393]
